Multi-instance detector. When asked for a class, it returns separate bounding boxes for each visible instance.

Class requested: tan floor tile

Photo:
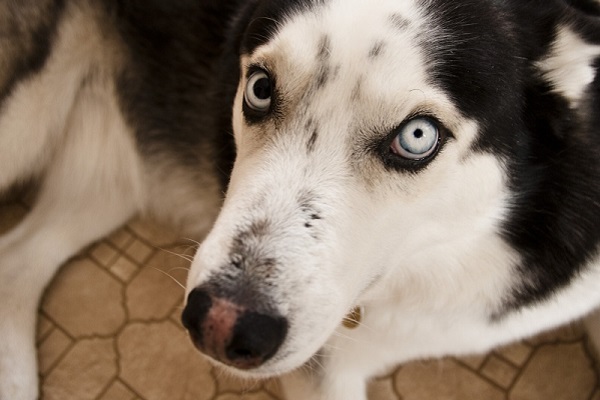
[128,218,182,247]
[37,314,55,343]
[42,338,117,400]
[480,355,518,388]
[171,304,186,326]
[456,353,488,371]
[125,239,155,264]
[215,374,267,394]
[110,255,140,282]
[494,342,533,367]
[42,258,126,337]
[215,393,278,400]
[99,380,137,400]
[118,321,216,400]
[394,359,504,400]
[213,375,282,398]
[90,242,120,268]
[263,379,283,399]
[108,228,135,250]
[510,342,596,400]
[125,250,187,320]
[38,328,73,376]
[591,389,600,400]
[367,376,398,400]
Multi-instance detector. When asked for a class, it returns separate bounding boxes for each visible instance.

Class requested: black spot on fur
[307,130,318,153]
[368,41,386,59]
[389,13,410,31]
[315,66,330,90]
[313,35,333,90]
[351,77,364,102]
[298,192,322,237]
[317,34,331,61]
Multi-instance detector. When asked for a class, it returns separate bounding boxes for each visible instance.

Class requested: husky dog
[1,0,599,399]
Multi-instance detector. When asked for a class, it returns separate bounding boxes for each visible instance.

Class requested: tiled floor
[1,198,600,400]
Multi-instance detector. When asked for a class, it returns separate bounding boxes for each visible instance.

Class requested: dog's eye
[244,70,272,113]
[391,117,440,160]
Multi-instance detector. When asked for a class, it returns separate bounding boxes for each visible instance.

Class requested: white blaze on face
[188,0,515,375]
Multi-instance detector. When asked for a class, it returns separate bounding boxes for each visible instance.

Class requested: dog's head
[182,0,600,376]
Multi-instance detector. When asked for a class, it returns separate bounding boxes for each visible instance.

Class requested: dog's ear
[499,2,600,309]
[522,1,600,140]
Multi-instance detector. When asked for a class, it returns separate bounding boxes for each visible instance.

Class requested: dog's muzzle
[181,288,288,370]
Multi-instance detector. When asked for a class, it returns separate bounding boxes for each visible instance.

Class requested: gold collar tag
[342,306,364,329]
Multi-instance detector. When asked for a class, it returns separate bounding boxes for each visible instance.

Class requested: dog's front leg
[0,82,143,399]
[0,189,138,400]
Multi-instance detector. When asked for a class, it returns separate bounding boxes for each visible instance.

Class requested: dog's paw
[0,285,40,400]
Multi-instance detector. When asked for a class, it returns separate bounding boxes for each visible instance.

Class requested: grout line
[504,344,538,394]
[452,358,509,394]
[118,378,146,400]
[454,354,490,374]
[94,376,118,400]
[39,332,76,380]
[582,334,600,400]
[491,350,526,370]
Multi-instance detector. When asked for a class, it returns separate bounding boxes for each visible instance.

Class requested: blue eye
[244,70,272,112]
[391,117,440,160]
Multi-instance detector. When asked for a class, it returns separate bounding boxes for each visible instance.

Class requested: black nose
[181,288,288,369]
[181,288,212,345]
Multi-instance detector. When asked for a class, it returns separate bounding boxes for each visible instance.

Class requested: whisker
[152,267,186,291]
[157,247,195,262]
[330,330,364,345]
[181,237,202,248]
[168,266,191,273]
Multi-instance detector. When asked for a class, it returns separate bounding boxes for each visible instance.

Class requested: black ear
[530,2,600,114]
[498,2,600,311]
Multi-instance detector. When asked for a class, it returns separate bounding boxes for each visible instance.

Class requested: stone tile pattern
[1,200,599,400]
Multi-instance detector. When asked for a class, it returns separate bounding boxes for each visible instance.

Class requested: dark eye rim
[242,66,276,123]
[378,115,450,172]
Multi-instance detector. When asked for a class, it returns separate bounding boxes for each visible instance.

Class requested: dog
[1,0,599,399]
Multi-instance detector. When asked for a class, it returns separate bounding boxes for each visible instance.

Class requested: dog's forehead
[244,0,425,75]
[242,0,520,123]
[243,0,458,126]
[242,0,421,55]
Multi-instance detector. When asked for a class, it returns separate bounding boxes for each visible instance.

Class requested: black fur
[114,0,244,187]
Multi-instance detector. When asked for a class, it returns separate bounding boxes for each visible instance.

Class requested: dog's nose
[181,288,288,369]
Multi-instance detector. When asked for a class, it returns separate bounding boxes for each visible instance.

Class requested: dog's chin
[202,351,307,380]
